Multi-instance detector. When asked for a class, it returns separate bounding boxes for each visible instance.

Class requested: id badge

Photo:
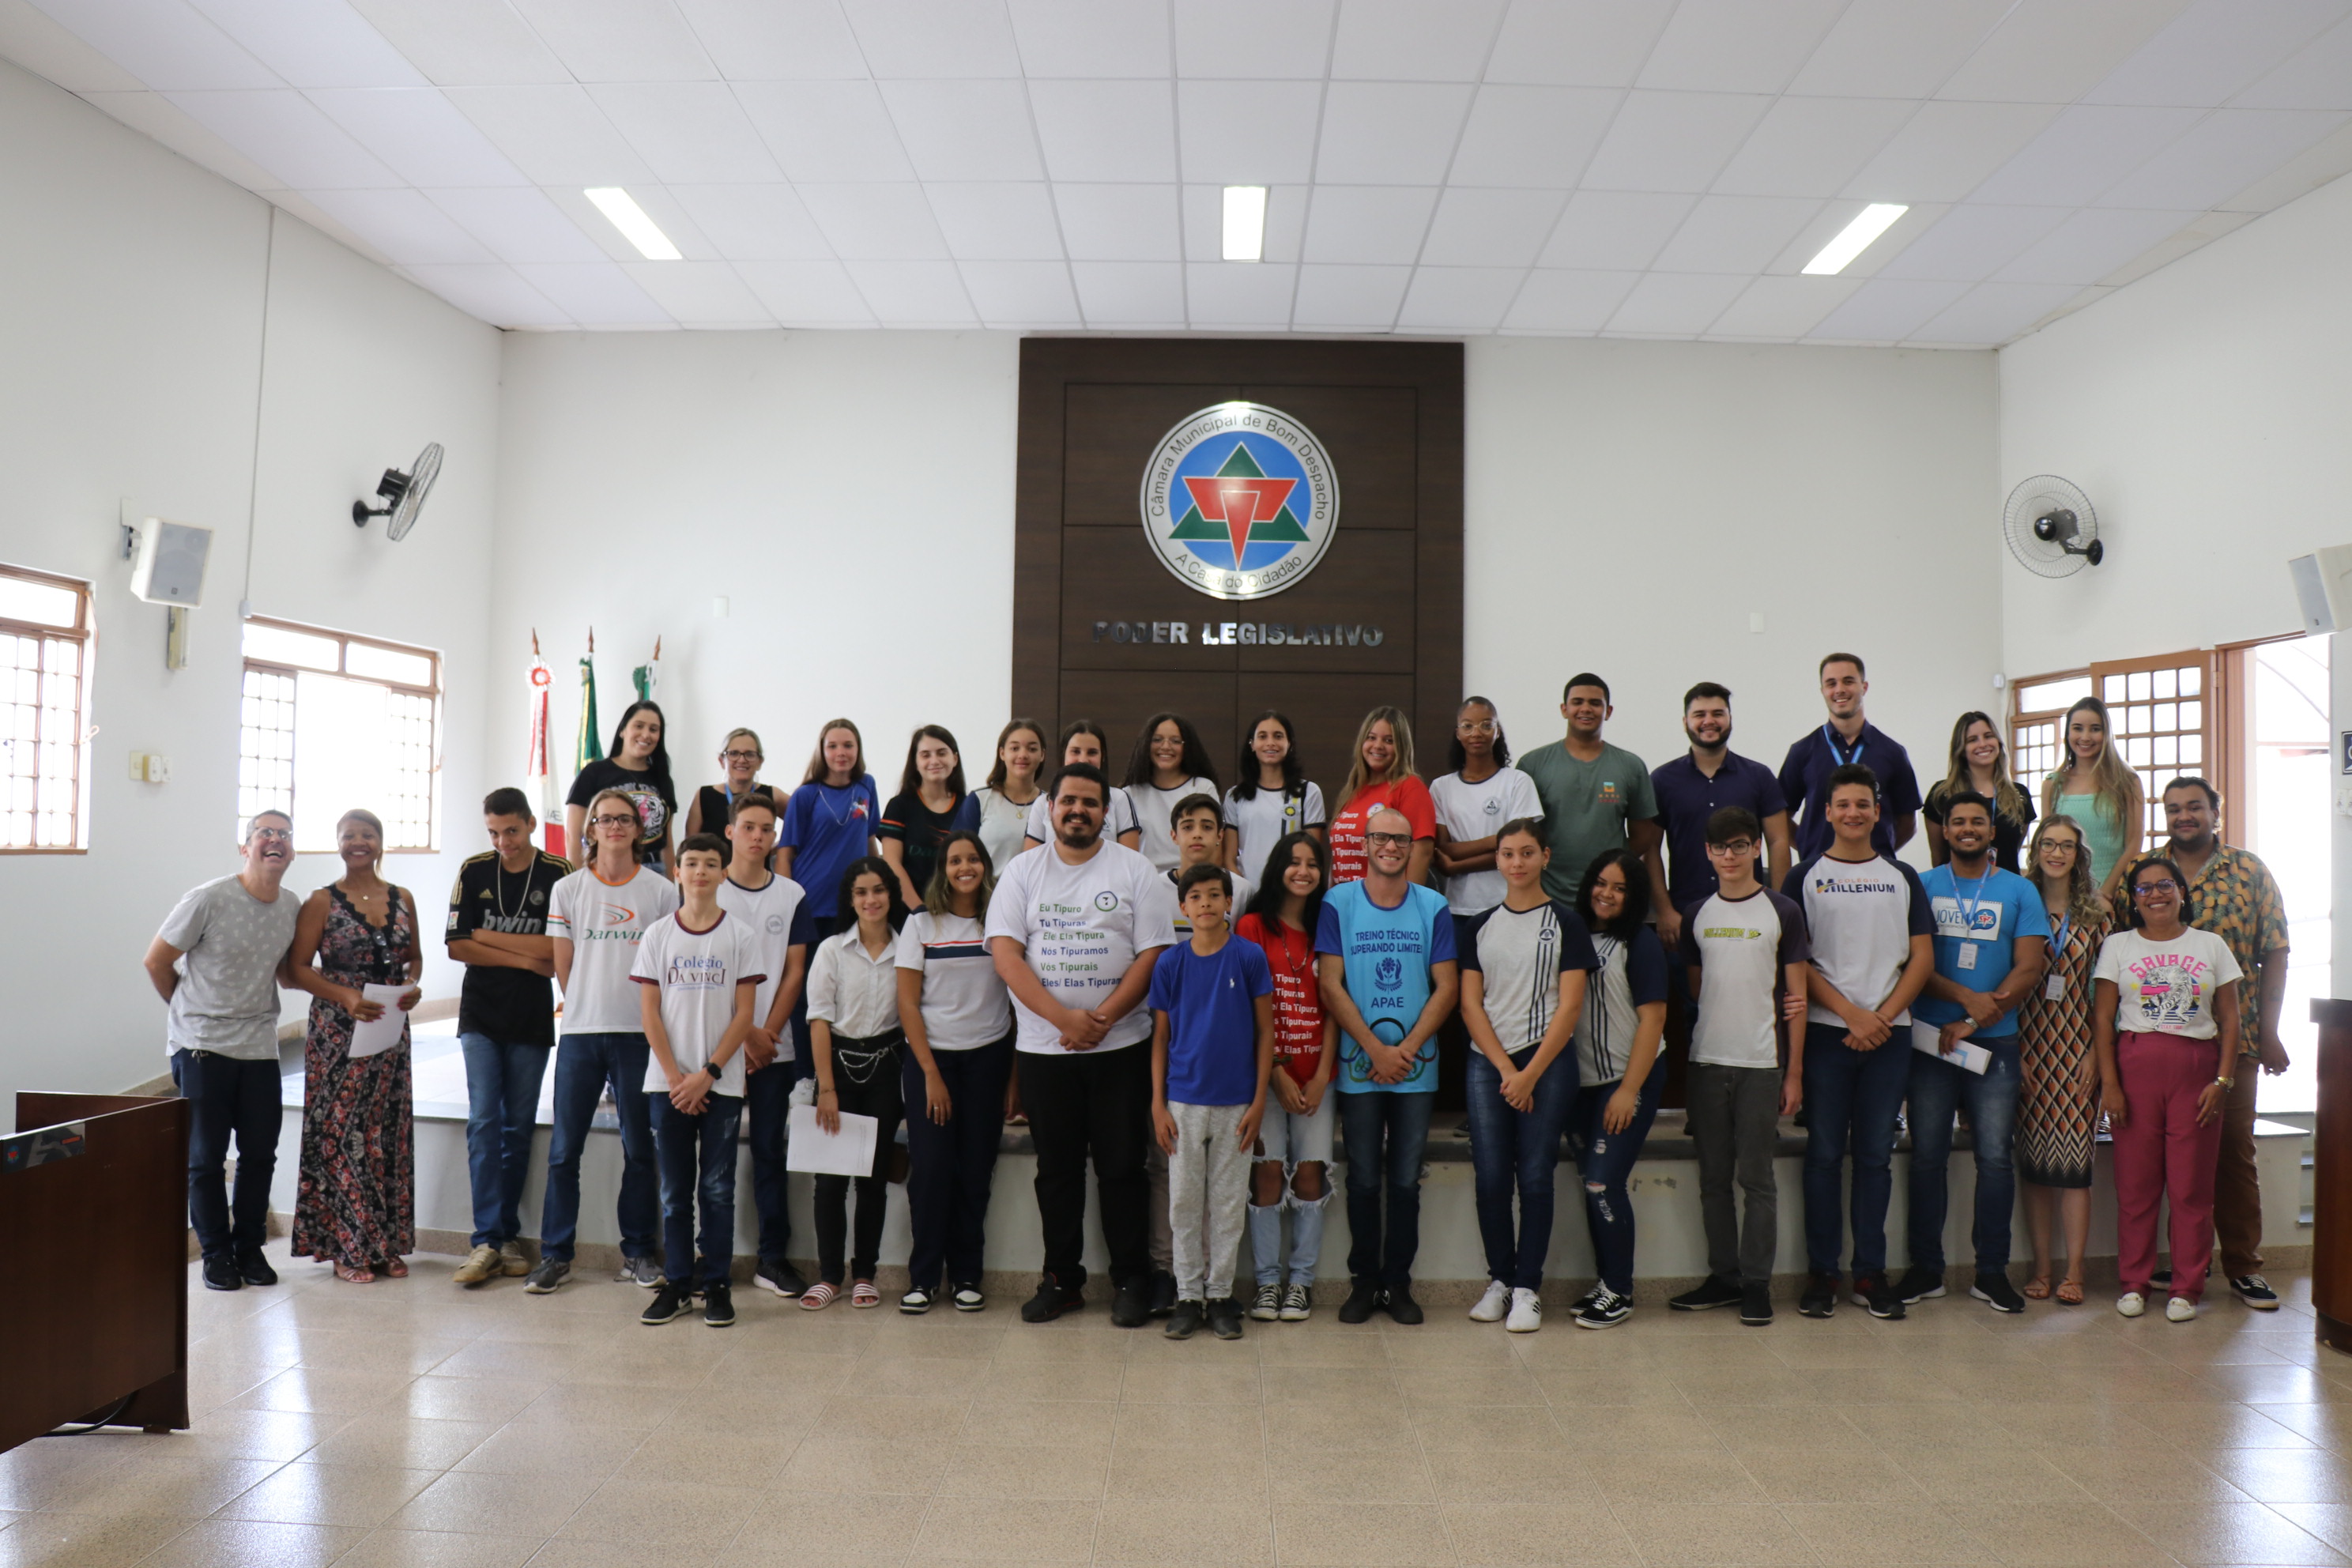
[2045,974,2067,1001]
[1956,942,1978,971]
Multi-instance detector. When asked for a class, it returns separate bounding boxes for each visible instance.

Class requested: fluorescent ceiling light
[1222,186,1266,262]
[1803,203,1907,276]
[584,187,680,261]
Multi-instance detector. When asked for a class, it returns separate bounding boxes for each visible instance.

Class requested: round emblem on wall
[1137,402,1340,601]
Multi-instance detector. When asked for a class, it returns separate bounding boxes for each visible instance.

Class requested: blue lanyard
[1822,724,1864,769]
[2045,910,2070,967]
[1950,869,1988,935]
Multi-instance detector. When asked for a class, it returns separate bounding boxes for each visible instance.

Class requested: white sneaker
[2165,1295,2199,1322]
[1469,1280,1512,1322]
[1506,1287,1542,1333]
[2116,1291,2147,1317]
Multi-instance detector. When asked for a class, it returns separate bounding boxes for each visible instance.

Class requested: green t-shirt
[1517,739,1658,902]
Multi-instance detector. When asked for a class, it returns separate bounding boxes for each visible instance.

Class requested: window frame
[239,613,443,853]
[0,564,93,856]
[2009,650,2215,845]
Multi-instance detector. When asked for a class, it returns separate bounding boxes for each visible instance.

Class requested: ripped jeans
[1566,1072,1660,1297]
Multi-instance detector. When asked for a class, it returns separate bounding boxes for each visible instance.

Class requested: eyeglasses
[590,813,639,828]
[249,827,292,844]
[1365,831,1412,847]
[721,749,761,763]
[1456,720,1495,733]
[1706,839,1757,857]
[2132,880,2180,897]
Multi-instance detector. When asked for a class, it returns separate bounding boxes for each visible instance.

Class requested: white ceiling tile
[1301,184,1439,264]
[797,183,949,258]
[1291,262,1408,326]
[1419,187,1567,268]
[300,185,491,262]
[427,185,610,262]
[1180,182,1306,261]
[1652,194,1822,273]
[620,258,769,322]
[1936,0,2193,104]
[839,0,1022,77]
[257,186,394,260]
[923,182,1065,259]
[2097,107,2350,210]
[506,0,714,81]
[1635,0,1846,92]
[2218,119,2352,209]
[1446,85,1619,187]
[880,80,1046,183]
[1785,0,2013,98]
[1536,189,1692,268]
[443,85,658,184]
[1703,273,1860,337]
[1804,275,1967,339]
[1870,203,2071,281]
[1709,97,1916,198]
[1314,82,1474,185]
[666,183,835,258]
[28,0,280,89]
[1069,260,1185,325]
[673,0,869,79]
[166,88,405,185]
[1992,206,2191,283]
[1185,261,1298,326]
[1967,105,2203,205]
[2235,13,2352,108]
[306,89,529,186]
[1172,0,1333,77]
[1030,79,1178,182]
[0,0,146,91]
[1579,89,1771,190]
[2082,0,2348,107]
[1484,0,1676,87]
[398,261,569,325]
[1054,183,1182,261]
[1330,0,1506,81]
[77,89,288,187]
[343,0,571,86]
[958,259,1080,324]
[1175,81,1322,183]
[1602,271,1746,334]
[1395,266,1521,330]
[736,81,915,183]
[1008,0,1168,76]
[183,0,425,88]
[1840,100,2061,202]
[511,261,669,323]
[735,258,874,322]
[1907,280,2082,343]
[589,82,782,183]
[844,259,976,325]
[1500,268,1638,332]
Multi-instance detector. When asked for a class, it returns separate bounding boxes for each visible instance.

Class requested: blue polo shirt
[1147,935,1272,1106]
[1777,722,1922,862]
[1650,749,1787,911]
[1910,863,2049,1040]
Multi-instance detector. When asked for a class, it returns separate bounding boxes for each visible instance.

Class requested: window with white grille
[2010,653,2210,842]
[239,617,440,850]
[0,565,91,853]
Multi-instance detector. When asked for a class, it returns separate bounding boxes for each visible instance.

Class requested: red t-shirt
[1237,912,1327,1084]
[1326,775,1437,884]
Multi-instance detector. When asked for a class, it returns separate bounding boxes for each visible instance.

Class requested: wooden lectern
[0,1093,190,1454]
[2315,1001,2352,1355]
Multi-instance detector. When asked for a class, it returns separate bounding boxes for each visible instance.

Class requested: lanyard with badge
[2041,911,2071,1000]
[1822,724,1865,769]
[1950,869,1988,971]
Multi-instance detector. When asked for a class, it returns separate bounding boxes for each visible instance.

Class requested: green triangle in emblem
[1248,504,1310,543]
[1214,443,1267,479]
[1168,506,1226,541]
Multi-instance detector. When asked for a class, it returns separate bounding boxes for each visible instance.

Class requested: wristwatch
[703,1063,722,1080]
[2214,1076,2234,1089]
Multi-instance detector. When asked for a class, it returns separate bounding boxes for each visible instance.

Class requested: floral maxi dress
[291,887,417,1266]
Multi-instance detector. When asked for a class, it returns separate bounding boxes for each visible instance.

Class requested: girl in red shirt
[1236,831,1338,1321]
[1325,705,1436,885]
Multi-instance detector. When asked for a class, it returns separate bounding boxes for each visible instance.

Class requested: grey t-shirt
[156,873,300,1060]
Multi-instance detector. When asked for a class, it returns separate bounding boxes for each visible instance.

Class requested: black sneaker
[1020,1275,1084,1324]
[1740,1283,1773,1325]
[202,1255,242,1291]
[1110,1277,1152,1329]
[1207,1297,1246,1340]
[2231,1275,2281,1310]
[703,1281,734,1327]
[1566,1282,1604,1314]
[2152,1267,2174,1287]
[1799,1272,1838,1319]
[1384,1286,1424,1325]
[1668,1276,1743,1311]
[753,1257,807,1298]
[1164,1299,1204,1340]
[1893,1265,1947,1304]
[1856,1271,1907,1320]
[1971,1272,2026,1314]
[1574,1289,1633,1329]
[236,1250,278,1287]
[1248,1283,1281,1321]
[1337,1281,1381,1324]
[952,1282,986,1312]
[899,1287,934,1314]
[641,1280,694,1325]
[523,1257,571,1294]
[1148,1269,1179,1318]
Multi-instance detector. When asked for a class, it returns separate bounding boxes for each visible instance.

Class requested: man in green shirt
[1517,673,1664,903]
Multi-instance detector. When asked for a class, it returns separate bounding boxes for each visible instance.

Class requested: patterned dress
[292,886,416,1267]
[2015,906,2108,1189]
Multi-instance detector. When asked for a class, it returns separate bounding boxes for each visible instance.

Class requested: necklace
[494,861,520,922]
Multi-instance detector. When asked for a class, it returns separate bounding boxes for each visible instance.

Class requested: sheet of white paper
[786,1104,878,1176]
[348,984,409,1058]
[1909,1021,1991,1075]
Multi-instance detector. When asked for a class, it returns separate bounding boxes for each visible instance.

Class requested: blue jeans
[539,1031,658,1262]
[1906,1034,2021,1275]
[650,1091,743,1286]
[1568,1072,1660,1296]
[172,1050,281,1261]
[459,1034,549,1250]
[1464,1046,1578,1290]
[1338,1089,1434,1290]
[902,1034,1014,1294]
[743,1060,794,1264]
[1800,1023,1909,1276]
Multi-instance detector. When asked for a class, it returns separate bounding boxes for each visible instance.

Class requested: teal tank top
[2053,792,2128,887]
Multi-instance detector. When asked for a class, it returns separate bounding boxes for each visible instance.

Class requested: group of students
[149,649,2290,1336]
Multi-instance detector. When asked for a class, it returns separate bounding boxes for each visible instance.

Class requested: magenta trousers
[2112,1031,2224,1302]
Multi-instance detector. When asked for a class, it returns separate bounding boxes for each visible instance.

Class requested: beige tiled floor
[5,1249,2350,1566]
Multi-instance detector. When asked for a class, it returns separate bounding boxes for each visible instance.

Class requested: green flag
[575,648,600,775]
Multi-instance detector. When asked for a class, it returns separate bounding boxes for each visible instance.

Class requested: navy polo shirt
[1777,722,1923,862]
[1650,750,1788,911]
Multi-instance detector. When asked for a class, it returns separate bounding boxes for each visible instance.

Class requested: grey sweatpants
[1687,1061,1781,1286]
[1167,1102,1250,1300]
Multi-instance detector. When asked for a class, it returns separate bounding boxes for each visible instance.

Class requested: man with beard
[988,762,1175,1326]
[1779,653,1921,862]
[2111,778,2290,1311]
[1649,682,1791,952]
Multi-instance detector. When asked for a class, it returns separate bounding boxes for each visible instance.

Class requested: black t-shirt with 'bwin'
[447,850,571,1045]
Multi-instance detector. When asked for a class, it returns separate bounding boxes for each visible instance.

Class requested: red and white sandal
[851,1280,882,1308]
[799,1281,839,1310]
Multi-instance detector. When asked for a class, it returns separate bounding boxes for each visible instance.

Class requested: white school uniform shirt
[985,839,1178,1055]
[628,910,763,1095]
[807,927,903,1040]
[548,865,680,1034]
[1786,851,1934,1029]
[714,871,808,1061]
[972,787,1035,873]
[1125,776,1221,874]
[1679,888,1810,1070]
[1223,780,1325,886]
[1026,787,1141,848]
[895,910,1012,1050]
[1428,766,1544,914]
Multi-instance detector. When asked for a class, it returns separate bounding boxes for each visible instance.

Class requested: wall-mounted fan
[352,443,443,541]
[2003,473,2104,578]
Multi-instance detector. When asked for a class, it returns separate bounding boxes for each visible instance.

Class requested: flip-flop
[2056,1278,2086,1305]
[2022,1276,2052,1300]
[799,1281,839,1310]
[380,1258,409,1278]
[851,1280,882,1308]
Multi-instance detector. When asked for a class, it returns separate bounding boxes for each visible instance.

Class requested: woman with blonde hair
[2013,814,2110,1305]
[2043,695,2143,899]
[683,726,779,842]
[1924,710,2036,873]
[1325,705,1434,885]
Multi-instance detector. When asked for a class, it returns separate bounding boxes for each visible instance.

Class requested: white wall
[0,58,500,1111]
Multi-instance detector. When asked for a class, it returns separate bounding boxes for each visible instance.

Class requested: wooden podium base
[2312,1001,2352,1358]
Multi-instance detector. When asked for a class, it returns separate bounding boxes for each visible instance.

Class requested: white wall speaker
[129,518,213,607]
[2288,545,2352,636]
